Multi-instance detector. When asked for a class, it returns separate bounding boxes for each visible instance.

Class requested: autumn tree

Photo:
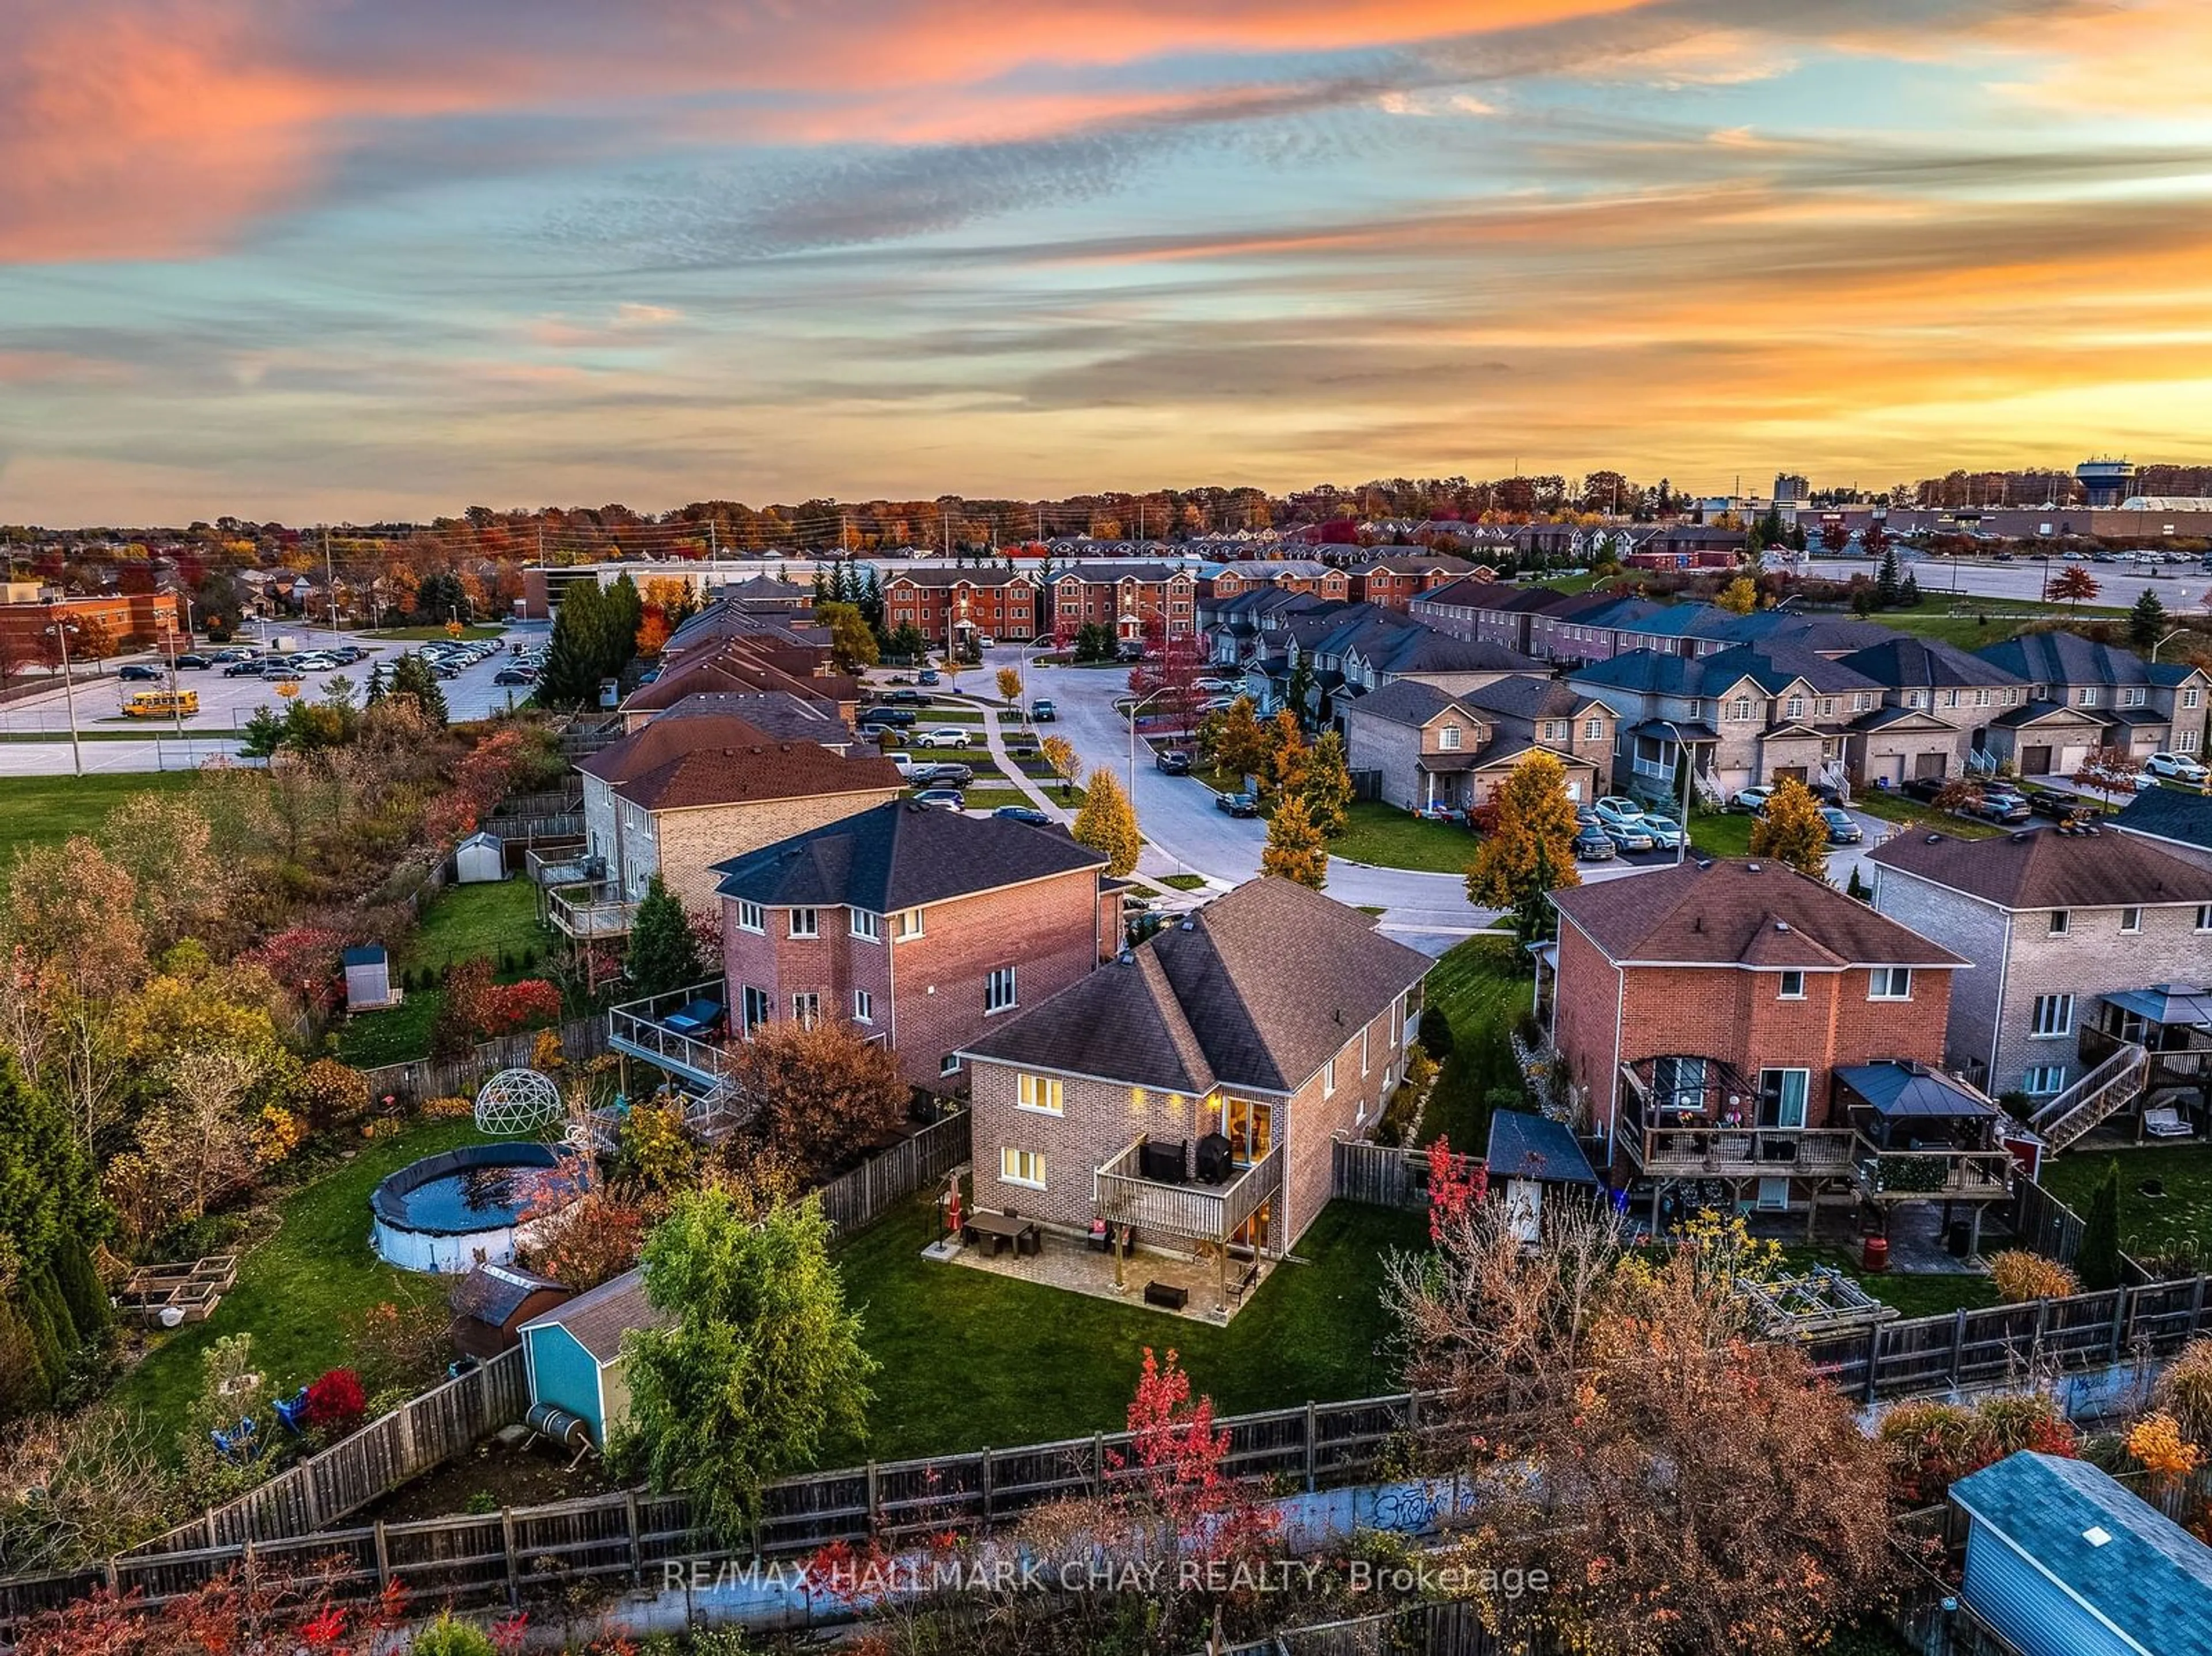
[1301,729,1353,837]
[621,1187,876,1544]
[994,666,1022,703]
[1748,778,1830,881]
[1212,695,1269,783]
[2074,744,2144,806]
[1715,575,1758,616]
[1038,733,1081,799]
[726,1017,908,1181]
[1465,751,1580,914]
[1071,768,1143,876]
[815,601,879,672]
[1256,707,1310,807]
[1260,794,1328,889]
[136,1049,270,1221]
[635,608,671,659]
[2047,563,2101,609]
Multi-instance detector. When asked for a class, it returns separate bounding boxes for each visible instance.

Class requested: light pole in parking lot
[41,602,83,778]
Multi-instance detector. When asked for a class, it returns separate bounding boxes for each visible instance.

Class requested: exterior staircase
[2029,1041,2151,1151]
[1692,767,1728,810]
[1817,760,1852,806]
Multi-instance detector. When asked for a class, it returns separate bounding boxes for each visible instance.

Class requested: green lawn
[1159,873,1210,892]
[116,1116,493,1423]
[1328,800,1479,875]
[956,789,1039,812]
[336,879,556,1066]
[1874,593,2124,652]
[1774,1246,1999,1320]
[1414,934,1532,1154]
[831,1199,1429,1464]
[0,771,201,850]
[2040,1145,2212,1268]
[1690,810,1755,859]
[1850,789,2004,839]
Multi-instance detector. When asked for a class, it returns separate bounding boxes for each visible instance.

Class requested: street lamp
[2150,627,2190,663]
[1125,684,1179,802]
[1653,718,1694,866]
[41,602,83,778]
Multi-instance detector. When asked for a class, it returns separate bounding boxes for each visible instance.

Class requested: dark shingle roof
[1979,631,2154,688]
[579,714,900,811]
[1342,679,1465,728]
[1457,674,1598,723]
[1839,635,2027,690]
[1695,642,1886,696]
[1486,1110,1600,1185]
[964,878,1430,1094]
[713,800,1107,910]
[519,1267,663,1365]
[1869,826,2212,910]
[1950,1453,2212,1656]
[1551,858,1965,968]
[2115,788,2212,854]
[451,1263,569,1325]
[654,691,851,745]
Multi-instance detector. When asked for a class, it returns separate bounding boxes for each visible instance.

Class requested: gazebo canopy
[2102,984,2212,1029]
[1835,1061,1998,1120]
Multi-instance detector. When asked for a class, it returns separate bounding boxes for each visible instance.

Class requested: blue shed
[1950,1452,2212,1656]
[517,1268,665,1448]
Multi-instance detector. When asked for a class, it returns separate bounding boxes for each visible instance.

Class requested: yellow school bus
[123,689,200,718]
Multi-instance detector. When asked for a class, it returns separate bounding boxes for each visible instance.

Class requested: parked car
[210,647,252,663]
[1601,818,1656,854]
[912,789,966,811]
[1573,823,1618,861]
[1198,696,1238,713]
[1638,814,1685,850]
[2144,751,2209,783]
[1215,790,1258,818]
[117,664,162,681]
[917,669,941,686]
[2025,788,2093,822]
[885,688,930,706]
[1899,775,1950,805]
[1029,699,1057,721]
[1593,796,1645,828]
[223,660,264,677]
[915,727,971,749]
[173,653,211,669]
[1155,749,1192,775]
[993,806,1052,827]
[493,668,536,685]
[1820,807,1863,845]
[916,762,973,787]
[1411,803,1468,824]
[1194,678,1238,694]
[1732,785,1775,814]
[887,752,916,779]
[858,707,917,727]
[1973,789,2032,823]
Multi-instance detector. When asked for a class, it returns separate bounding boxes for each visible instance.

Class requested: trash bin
[1947,1219,1972,1258]
[1861,1235,1891,1273]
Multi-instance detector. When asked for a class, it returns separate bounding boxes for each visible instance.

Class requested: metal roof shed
[1950,1451,2212,1656]
[341,943,400,1011]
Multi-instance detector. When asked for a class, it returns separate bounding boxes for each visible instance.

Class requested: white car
[1592,796,1646,828]
[2143,752,2209,783]
[1639,814,1685,850]
[1194,677,1240,693]
[1733,785,1776,814]
[914,727,971,749]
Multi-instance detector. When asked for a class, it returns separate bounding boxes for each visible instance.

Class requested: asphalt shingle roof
[1868,825,2212,910]
[713,799,1107,911]
[518,1267,665,1365]
[1979,631,2154,688]
[964,878,1430,1094]
[1839,635,2028,690]
[579,714,900,812]
[2114,787,2212,854]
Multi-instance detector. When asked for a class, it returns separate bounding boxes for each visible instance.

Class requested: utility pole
[45,603,82,778]
[323,525,338,641]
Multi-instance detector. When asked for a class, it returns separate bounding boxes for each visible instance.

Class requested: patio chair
[2144,1104,2195,1139]
[210,1418,261,1462]
[272,1387,312,1435]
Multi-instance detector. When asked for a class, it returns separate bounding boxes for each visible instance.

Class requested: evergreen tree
[1260,794,1328,888]
[2078,1159,2123,1292]
[1900,569,1921,606]
[1874,545,1903,608]
[2130,586,2169,653]
[238,705,287,759]
[856,566,884,634]
[0,1054,101,1418]
[365,662,388,706]
[388,651,450,724]
[811,566,831,605]
[603,574,643,674]
[625,877,707,996]
[539,584,611,707]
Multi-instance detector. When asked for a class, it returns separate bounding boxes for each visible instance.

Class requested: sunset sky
[5,0,2211,524]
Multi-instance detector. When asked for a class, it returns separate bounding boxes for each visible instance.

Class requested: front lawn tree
[1260,794,1328,889]
[1301,730,1353,838]
[620,1186,876,1545]
[387,651,450,725]
[1072,768,1142,876]
[1748,778,1830,881]
[1465,751,1580,916]
[1213,695,1268,785]
[625,877,706,996]
[1038,733,1081,800]
[2074,744,2144,808]
[994,666,1022,703]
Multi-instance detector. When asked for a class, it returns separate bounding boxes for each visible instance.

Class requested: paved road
[1815,550,2212,616]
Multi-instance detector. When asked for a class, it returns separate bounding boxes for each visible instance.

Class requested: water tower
[2075,458,2135,508]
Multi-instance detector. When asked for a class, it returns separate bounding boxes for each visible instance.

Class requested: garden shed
[1485,1109,1599,1244]
[453,831,506,884]
[341,943,400,1011]
[1950,1451,2212,1656]
[449,1263,573,1362]
[517,1268,666,1448]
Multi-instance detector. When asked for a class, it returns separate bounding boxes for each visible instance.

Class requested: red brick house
[1200,561,1350,603]
[1349,555,1482,610]
[880,569,1041,648]
[1547,858,2012,1233]
[1046,562,1198,642]
[711,801,1119,1092]
[961,879,1430,1274]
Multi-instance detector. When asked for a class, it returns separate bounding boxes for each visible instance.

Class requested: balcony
[1094,1141,1282,1245]
[1626,1123,1860,1180]
[1852,1145,2016,1201]
[525,845,597,887]
[607,980,730,1090]
[548,881,640,941]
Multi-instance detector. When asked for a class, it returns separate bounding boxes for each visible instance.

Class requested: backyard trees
[1038,734,1081,799]
[2047,563,2101,610]
[1748,778,1830,881]
[1072,768,1142,876]
[1716,575,1758,616]
[1260,794,1328,889]
[2130,585,2169,653]
[624,877,706,997]
[2079,1159,2124,1291]
[1259,708,1309,805]
[1301,730,1353,838]
[1387,1199,1894,1654]
[727,1017,908,1181]
[622,1187,876,1544]
[0,1055,105,1420]
[537,581,613,707]
[1465,751,1580,915]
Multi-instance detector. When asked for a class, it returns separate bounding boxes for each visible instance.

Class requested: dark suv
[1155,749,1192,775]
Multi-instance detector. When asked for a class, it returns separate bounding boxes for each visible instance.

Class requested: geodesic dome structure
[474,1068,561,1136]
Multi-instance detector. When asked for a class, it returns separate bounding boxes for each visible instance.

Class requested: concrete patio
[926,1226,1276,1324]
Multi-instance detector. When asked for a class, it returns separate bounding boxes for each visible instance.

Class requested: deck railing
[607,980,729,1083]
[547,881,639,940]
[1094,1143,1282,1244]
[1625,1123,1860,1178]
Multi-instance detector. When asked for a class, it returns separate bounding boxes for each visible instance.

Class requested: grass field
[1159,873,1209,891]
[2041,1144,2212,1269]
[1689,810,1756,858]
[117,1116,493,1423]
[1850,789,2005,839]
[831,1199,1428,1463]
[1874,593,2124,652]
[1414,933,1531,1153]
[336,878,556,1066]
[365,624,507,641]
[0,770,200,850]
[1328,800,1479,875]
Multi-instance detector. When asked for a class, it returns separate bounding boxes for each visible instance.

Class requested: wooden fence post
[1304,1403,1317,1491]
[372,1522,390,1590]
[624,1491,642,1587]
[1949,1308,1967,1385]
[1863,1324,1883,1404]
[2192,1275,2207,1339]
[500,1509,520,1610]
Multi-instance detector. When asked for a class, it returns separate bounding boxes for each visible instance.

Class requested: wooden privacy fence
[1330,1140,1430,1209]
[2009,1177,2086,1267]
[357,1015,608,1107]
[817,1112,970,1236]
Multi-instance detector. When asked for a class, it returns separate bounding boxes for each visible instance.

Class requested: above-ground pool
[370,1143,576,1274]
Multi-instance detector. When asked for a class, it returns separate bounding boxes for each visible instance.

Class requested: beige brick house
[1340,677,1601,813]
[961,879,1431,1272]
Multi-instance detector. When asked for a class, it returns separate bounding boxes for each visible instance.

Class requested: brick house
[0,590,184,659]
[1975,632,2211,771]
[1341,679,1604,813]
[880,568,1043,649]
[713,802,1120,1092]
[1349,554,1480,609]
[1830,635,2031,787]
[1046,562,1199,642]
[572,713,902,920]
[1868,828,2212,1132]
[1547,858,2006,1230]
[961,878,1429,1270]
[1200,561,1350,603]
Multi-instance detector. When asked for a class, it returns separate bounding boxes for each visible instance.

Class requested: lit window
[2120,907,2142,934]
[986,966,1017,1014]
[1000,1146,1046,1189]
[791,992,820,1028]
[2031,994,2074,1038]
[735,900,765,934]
[1017,1073,1063,1115]
[853,988,874,1024]
[1868,967,1912,1001]
[850,908,881,942]
[1779,970,1805,999]
[789,907,818,938]
[894,907,926,940]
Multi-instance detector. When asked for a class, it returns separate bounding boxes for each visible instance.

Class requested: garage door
[1914,752,1947,780]
[2021,745,2053,776]
[1870,755,1904,786]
